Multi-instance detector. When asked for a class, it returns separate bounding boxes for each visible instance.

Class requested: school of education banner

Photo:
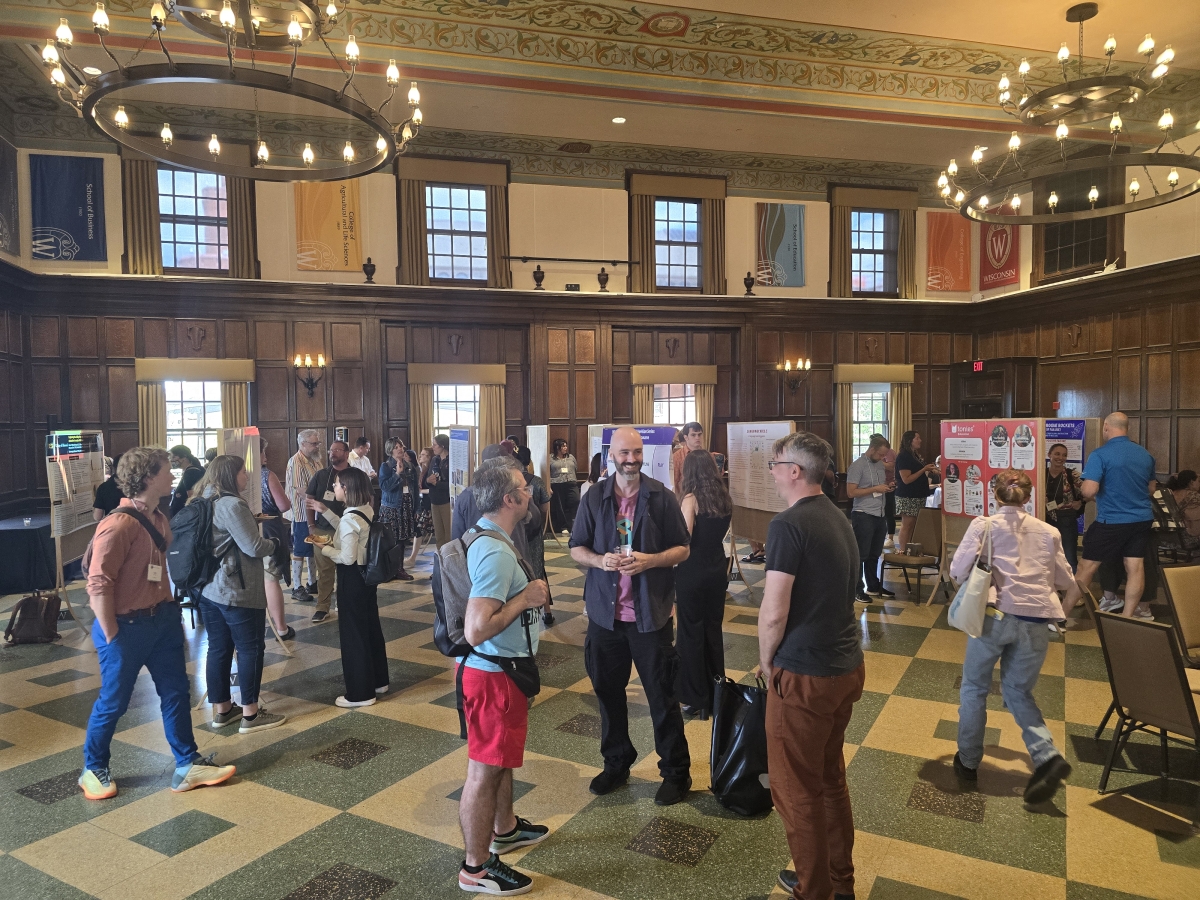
[30,154,107,261]
[979,220,1020,289]
[925,211,970,292]
[294,179,362,271]
[755,202,805,286]
[0,137,18,256]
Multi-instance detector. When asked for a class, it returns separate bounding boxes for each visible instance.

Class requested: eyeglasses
[767,460,802,470]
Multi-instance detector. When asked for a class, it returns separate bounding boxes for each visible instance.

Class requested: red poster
[979,221,1020,289]
[940,419,1040,518]
[926,211,971,292]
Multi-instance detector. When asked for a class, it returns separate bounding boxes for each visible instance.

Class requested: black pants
[675,572,726,711]
[851,511,887,592]
[336,563,389,702]
[884,491,896,537]
[1053,514,1080,572]
[585,618,691,781]
[550,481,580,533]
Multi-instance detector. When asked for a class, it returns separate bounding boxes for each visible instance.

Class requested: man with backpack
[306,440,352,623]
[454,464,551,895]
[80,447,235,800]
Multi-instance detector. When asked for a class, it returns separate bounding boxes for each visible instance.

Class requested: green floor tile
[720,632,760,672]
[526,689,654,772]
[262,657,444,706]
[26,676,165,731]
[892,658,1064,721]
[845,690,889,745]
[130,809,236,857]
[868,876,965,899]
[1066,881,1160,899]
[933,718,1000,747]
[1062,722,1200,793]
[0,642,88,676]
[26,668,93,688]
[533,642,589,690]
[290,615,428,649]
[858,619,931,657]
[0,854,93,900]
[1064,644,1110,683]
[1155,825,1200,869]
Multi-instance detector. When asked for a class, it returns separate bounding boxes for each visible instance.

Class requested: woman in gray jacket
[196,456,287,733]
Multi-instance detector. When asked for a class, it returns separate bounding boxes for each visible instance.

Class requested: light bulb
[257,140,269,162]
[411,107,422,126]
[376,134,387,152]
[978,195,990,210]
[326,2,337,17]
[940,184,951,198]
[386,59,399,85]
[1158,108,1174,131]
[42,40,59,66]
[302,143,315,166]
[317,354,325,367]
[93,2,110,33]
[784,360,791,372]
[407,81,420,105]
[1129,178,1140,197]
[56,18,73,46]
[953,190,964,205]
[1010,194,1021,211]
[208,134,220,157]
[998,90,1010,103]
[971,146,984,165]
[1104,34,1116,55]
[947,159,958,178]
[50,66,66,87]
[1008,131,1020,152]
[1157,45,1174,65]
[937,171,948,188]
[114,105,128,129]
[346,34,359,62]
[998,74,1010,92]
[161,122,173,146]
[151,2,167,25]
[1048,191,1058,209]
[219,0,235,30]
[1057,42,1069,62]
[343,141,355,162]
[1088,185,1099,205]
[1168,168,1179,187]
[401,123,413,143]
[1110,111,1123,133]
[1055,122,1068,141]
[1018,58,1030,76]
[294,354,302,368]
[1138,34,1155,56]
[304,354,313,368]
[287,15,302,44]
[1152,63,1169,79]
[804,359,811,371]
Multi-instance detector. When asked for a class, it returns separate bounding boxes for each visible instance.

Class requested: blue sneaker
[489,816,550,855]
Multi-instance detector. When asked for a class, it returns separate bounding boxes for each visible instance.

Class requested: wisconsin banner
[0,137,18,256]
[30,154,107,261]
[925,211,970,292]
[755,203,805,286]
[294,180,362,271]
[980,221,1020,289]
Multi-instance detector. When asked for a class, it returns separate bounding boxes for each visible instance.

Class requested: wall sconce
[777,357,811,394]
[294,352,326,397]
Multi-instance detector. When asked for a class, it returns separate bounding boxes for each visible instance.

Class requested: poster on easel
[221,426,262,514]
[602,426,676,485]
[526,425,550,483]
[727,421,796,514]
[941,418,1040,518]
[449,427,475,500]
[46,431,106,537]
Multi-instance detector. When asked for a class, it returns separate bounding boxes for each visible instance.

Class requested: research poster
[295,179,362,271]
[926,211,970,292]
[1045,418,1087,534]
[449,427,473,500]
[46,431,106,537]
[755,203,805,286]
[30,154,107,261]
[941,419,1039,517]
[602,426,675,484]
[726,421,795,513]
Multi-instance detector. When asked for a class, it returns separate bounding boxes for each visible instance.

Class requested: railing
[504,255,632,266]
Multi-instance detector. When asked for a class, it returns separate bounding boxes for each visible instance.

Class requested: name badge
[1046,500,1059,512]
[323,490,335,501]
[403,486,410,494]
[147,564,163,583]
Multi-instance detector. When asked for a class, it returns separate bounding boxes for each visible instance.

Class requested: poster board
[940,418,1041,519]
[221,426,262,514]
[449,427,475,500]
[588,424,616,470]
[1044,418,1101,532]
[602,426,676,485]
[726,421,796,544]
[46,431,106,538]
[526,425,550,482]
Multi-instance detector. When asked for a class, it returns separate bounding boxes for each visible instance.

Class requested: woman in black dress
[675,449,733,719]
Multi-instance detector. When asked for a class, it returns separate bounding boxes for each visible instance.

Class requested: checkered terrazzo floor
[1,538,1197,900]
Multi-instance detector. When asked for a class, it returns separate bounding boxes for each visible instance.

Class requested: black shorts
[1082,521,1152,563]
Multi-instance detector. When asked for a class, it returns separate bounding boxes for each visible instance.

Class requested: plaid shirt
[284,450,320,523]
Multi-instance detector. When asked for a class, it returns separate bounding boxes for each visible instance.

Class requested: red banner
[926,211,971,292]
[979,221,1020,289]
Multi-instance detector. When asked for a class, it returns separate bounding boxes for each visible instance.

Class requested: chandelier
[41,1,424,182]
[938,2,1198,225]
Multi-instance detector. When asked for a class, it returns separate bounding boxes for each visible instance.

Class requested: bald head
[1103,412,1129,440]
[609,427,644,483]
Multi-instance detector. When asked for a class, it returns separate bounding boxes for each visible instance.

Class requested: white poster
[964,464,985,516]
[726,421,796,513]
[46,431,106,537]
[987,424,1011,469]
[943,463,963,514]
[1011,423,1037,470]
[449,427,474,500]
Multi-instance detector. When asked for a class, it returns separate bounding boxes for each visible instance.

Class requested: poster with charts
[46,431,106,537]
[726,421,795,513]
[294,180,361,270]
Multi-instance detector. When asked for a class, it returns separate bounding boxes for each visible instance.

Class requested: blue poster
[602,426,678,484]
[755,202,805,286]
[0,137,17,256]
[30,154,107,261]
[1045,419,1087,535]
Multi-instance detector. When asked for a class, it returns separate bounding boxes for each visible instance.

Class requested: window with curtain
[158,167,228,271]
[165,380,223,461]
[654,198,700,289]
[426,183,488,282]
[434,384,480,431]
[653,383,695,425]
[850,208,898,297]
[851,387,889,458]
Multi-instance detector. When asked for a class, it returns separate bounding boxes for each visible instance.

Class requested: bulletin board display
[449,427,475,500]
[46,431,106,537]
[940,419,1041,518]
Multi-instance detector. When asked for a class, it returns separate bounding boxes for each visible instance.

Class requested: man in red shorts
[458,464,551,895]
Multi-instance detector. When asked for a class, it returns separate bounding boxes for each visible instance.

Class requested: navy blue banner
[0,137,17,256]
[30,154,107,261]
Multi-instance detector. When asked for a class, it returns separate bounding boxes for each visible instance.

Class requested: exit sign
[972,360,985,372]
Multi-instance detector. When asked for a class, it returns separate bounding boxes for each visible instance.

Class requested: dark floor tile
[290,615,427,650]
[0,642,88,675]
[0,700,15,715]
[17,771,83,805]
[1156,824,1200,869]
[130,809,235,857]
[933,718,1000,747]
[951,675,1002,696]
[25,668,166,731]
[730,614,758,626]
[446,779,535,803]
[1066,881,1161,900]
[1063,722,1200,792]
[0,736,11,750]
[311,738,390,770]
[894,658,1064,720]
[720,632,760,671]
[905,780,986,823]
[281,863,396,900]
[26,668,93,688]
[868,876,965,899]
[263,657,444,706]
[534,643,588,689]
[556,712,603,739]
[845,691,889,745]
[0,854,93,900]
[1064,643,1110,682]
[625,815,719,867]
[859,619,931,658]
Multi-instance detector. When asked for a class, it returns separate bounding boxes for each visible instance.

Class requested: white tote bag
[947,519,993,638]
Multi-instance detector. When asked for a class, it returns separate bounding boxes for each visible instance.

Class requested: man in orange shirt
[672,422,725,495]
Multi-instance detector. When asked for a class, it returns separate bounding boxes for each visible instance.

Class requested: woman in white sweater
[307,466,389,708]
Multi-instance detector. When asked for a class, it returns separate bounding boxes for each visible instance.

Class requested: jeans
[199,598,266,707]
[851,512,887,592]
[957,612,1058,770]
[1053,514,1080,572]
[85,602,199,770]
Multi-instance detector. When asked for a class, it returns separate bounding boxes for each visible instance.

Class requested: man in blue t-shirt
[1072,412,1157,619]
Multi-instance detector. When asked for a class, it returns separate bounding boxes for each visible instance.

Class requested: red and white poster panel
[940,419,1039,518]
[979,221,1020,289]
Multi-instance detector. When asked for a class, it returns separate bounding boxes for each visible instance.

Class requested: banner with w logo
[979,221,1020,289]
[30,154,107,262]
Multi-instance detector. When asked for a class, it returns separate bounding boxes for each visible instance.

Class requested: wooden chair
[881,506,943,604]
[1160,563,1200,668]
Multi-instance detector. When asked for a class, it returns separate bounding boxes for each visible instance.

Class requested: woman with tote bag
[948,469,1081,807]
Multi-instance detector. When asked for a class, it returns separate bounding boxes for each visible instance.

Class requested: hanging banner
[979,221,1020,289]
[0,137,18,256]
[755,203,805,286]
[925,211,970,292]
[294,179,362,271]
[30,154,107,261]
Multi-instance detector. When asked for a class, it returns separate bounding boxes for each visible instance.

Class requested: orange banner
[926,211,971,292]
[294,180,362,271]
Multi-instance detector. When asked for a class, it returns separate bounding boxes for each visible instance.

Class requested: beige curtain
[701,197,726,295]
[897,208,917,299]
[486,185,512,289]
[221,382,249,429]
[121,158,162,275]
[633,383,654,423]
[227,177,259,279]
[628,194,656,293]
[695,383,714,449]
[409,382,434,451]
[397,178,429,286]
[137,382,167,447]
[888,382,912,446]
[830,204,852,297]
[479,383,506,448]
[835,382,854,472]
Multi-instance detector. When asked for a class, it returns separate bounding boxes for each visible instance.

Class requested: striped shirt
[284,450,321,523]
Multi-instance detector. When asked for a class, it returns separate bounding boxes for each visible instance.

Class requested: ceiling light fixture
[612,116,626,124]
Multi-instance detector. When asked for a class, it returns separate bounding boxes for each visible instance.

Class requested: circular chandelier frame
[1017,74,1145,127]
[172,0,322,52]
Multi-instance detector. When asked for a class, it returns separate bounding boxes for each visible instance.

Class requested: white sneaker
[335,695,377,708]
[1098,595,1125,613]
[1132,604,1155,620]
[374,685,389,695]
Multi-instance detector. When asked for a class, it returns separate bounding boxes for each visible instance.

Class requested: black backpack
[4,591,61,645]
[349,510,403,586]
[166,496,224,592]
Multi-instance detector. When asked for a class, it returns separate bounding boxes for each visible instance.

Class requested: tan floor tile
[0,658,102,709]
[916,628,968,664]
[0,709,86,772]
[872,833,1065,899]
[862,650,911,694]
[523,874,619,900]
[1064,677,1116,728]
[12,821,166,895]
[1041,639,1065,678]
[1063,621,1101,646]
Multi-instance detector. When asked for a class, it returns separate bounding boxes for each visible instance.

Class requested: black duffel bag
[709,675,773,817]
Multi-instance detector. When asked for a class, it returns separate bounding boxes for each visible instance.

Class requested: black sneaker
[311,610,329,624]
[1024,754,1071,805]
[654,775,691,806]
[681,705,709,720]
[489,816,550,855]
[276,625,296,641]
[855,591,873,604]
[778,870,798,893]
[872,586,896,598]
[290,586,313,602]
[953,752,978,782]
[306,582,319,596]
[588,767,629,796]
[458,854,532,895]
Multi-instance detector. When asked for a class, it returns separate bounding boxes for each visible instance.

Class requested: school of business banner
[755,202,805,286]
[30,154,107,261]
[925,211,970,292]
[979,220,1020,289]
[294,179,362,271]
[0,137,18,256]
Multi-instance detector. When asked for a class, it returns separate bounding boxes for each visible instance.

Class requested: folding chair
[881,506,944,604]
[1160,562,1200,668]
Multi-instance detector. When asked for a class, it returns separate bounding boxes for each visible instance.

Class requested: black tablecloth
[0,514,56,595]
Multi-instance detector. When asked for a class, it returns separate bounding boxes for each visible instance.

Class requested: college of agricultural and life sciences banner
[979,220,1020,289]
[30,154,107,261]
[755,203,805,286]
[925,211,970,292]
[294,179,362,271]
[0,137,18,256]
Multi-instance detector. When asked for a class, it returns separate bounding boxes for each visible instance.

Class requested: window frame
[850,384,889,460]
[164,380,223,467]
[652,382,696,426]
[849,207,899,298]
[157,166,229,275]
[433,383,481,434]
[653,197,702,292]
[425,182,489,286]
